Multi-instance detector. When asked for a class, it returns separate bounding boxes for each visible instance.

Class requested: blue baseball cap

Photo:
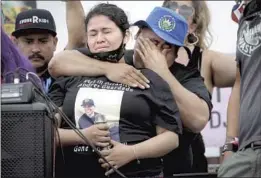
[133,7,188,46]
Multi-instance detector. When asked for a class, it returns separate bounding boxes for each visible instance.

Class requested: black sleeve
[48,76,70,107]
[142,69,182,135]
[74,47,92,56]
[182,75,213,118]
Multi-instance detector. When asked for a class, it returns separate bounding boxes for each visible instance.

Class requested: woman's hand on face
[135,37,170,76]
[81,124,111,147]
[105,62,150,90]
[98,140,135,176]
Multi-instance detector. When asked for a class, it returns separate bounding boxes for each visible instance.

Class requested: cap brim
[152,28,183,46]
[12,28,57,37]
[81,104,94,107]
[133,20,183,46]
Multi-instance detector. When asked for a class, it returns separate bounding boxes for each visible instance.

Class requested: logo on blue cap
[158,15,176,32]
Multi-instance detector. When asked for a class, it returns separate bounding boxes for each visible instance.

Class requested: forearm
[56,128,85,147]
[65,1,86,49]
[209,51,237,88]
[48,50,109,77]
[226,82,240,141]
[132,131,178,159]
[161,70,209,133]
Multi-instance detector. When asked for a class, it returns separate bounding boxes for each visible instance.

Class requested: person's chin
[31,61,45,68]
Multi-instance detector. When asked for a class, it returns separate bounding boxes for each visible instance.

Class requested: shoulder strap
[187,46,202,71]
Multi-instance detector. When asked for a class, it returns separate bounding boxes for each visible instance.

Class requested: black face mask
[86,41,126,63]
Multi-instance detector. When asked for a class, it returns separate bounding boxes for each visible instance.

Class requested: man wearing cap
[79,99,104,128]
[49,6,212,175]
[12,9,57,93]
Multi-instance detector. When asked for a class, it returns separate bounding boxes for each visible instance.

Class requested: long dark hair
[85,3,130,34]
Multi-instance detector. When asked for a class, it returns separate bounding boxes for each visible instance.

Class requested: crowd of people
[1,0,260,177]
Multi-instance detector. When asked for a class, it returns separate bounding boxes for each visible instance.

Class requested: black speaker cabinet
[1,102,54,178]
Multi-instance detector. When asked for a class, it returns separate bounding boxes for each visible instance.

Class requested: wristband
[222,137,239,155]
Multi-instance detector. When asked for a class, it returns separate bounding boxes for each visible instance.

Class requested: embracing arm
[205,50,237,88]
[64,1,86,49]
[48,50,108,77]
[161,71,210,133]
[48,50,150,88]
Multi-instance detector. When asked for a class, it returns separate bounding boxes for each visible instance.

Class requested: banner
[202,87,232,148]
[2,1,37,36]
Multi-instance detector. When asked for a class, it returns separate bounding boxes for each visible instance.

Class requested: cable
[23,70,127,178]
[3,71,15,83]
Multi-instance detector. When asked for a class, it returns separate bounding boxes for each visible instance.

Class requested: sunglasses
[163,1,195,20]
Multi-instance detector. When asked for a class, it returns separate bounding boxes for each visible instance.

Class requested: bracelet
[131,145,140,164]
[222,141,239,155]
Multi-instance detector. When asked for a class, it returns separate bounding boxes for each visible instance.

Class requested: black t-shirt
[124,49,212,175]
[49,67,182,177]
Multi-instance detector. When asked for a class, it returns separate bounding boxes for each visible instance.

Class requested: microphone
[94,114,112,150]
[94,114,107,124]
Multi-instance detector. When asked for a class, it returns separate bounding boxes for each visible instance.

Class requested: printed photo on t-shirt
[75,88,124,142]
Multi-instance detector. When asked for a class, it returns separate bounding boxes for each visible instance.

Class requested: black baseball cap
[81,99,95,107]
[12,9,57,37]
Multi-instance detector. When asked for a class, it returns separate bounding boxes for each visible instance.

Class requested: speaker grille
[1,110,48,177]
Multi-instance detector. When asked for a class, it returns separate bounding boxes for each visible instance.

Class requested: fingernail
[146,84,150,88]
